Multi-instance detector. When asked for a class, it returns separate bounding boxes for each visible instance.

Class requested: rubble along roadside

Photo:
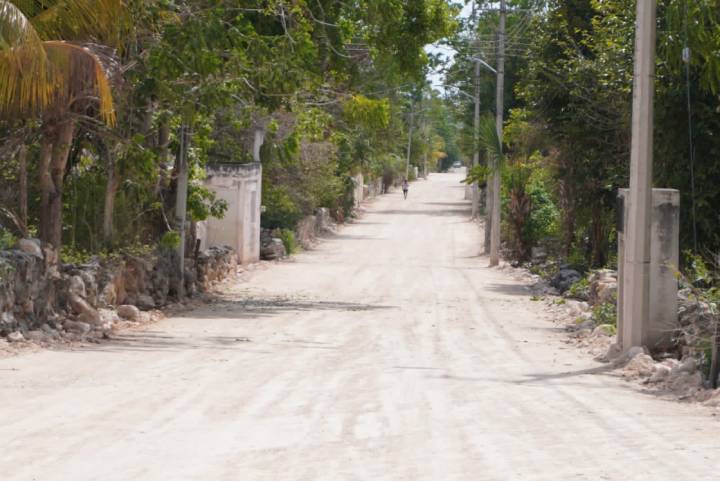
[498,260,720,411]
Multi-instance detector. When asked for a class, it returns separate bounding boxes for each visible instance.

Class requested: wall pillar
[618,188,680,351]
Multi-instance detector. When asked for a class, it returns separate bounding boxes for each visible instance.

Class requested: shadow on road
[192,298,396,320]
[373,209,470,217]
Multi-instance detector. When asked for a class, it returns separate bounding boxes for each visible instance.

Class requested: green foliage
[343,96,391,130]
[524,172,560,245]
[592,298,617,328]
[278,229,297,256]
[462,165,489,186]
[159,231,181,251]
[59,247,94,265]
[187,185,227,222]
[683,250,717,287]
[262,183,302,230]
[566,277,590,301]
[0,229,16,250]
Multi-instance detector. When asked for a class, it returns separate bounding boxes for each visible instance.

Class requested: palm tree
[0,0,122,253]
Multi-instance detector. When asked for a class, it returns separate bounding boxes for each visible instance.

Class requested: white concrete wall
[201,163,262,265]
[353,173,364,208]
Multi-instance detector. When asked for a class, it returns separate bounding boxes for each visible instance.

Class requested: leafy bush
[278,229,297,255]
[524,176,559,245]
[60,247,93,265]
[592,297,617,327]
[0,229,16,250]
[187,184,228,222]
[262,183,302,229]
[159,231,181,251]
[565,277,590,301]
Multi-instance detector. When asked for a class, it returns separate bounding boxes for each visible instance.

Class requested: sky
[426,2,474,92]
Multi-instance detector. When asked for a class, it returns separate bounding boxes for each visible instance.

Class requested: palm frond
[0,0,52,114]
[44,40,115,124]
[477,114,504,170]
[32,0,127,47]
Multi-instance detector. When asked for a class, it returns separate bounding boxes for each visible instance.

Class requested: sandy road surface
[1,173,719,481]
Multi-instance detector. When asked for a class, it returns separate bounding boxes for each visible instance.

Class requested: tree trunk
[38,135,54,247]
[17,145,28,237]
[590,205,608,267]
[155,118,170,196]
[103,147,121,248]
[39,118,76,251]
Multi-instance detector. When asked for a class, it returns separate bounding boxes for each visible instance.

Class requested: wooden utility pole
[489,0,506,267]
[621,0,657,350]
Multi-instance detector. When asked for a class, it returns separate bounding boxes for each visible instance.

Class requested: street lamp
[469,56,497,75]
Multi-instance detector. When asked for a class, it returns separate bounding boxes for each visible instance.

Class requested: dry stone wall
[0,241,238,342]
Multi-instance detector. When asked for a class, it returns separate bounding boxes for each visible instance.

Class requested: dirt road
[1,173,718,480]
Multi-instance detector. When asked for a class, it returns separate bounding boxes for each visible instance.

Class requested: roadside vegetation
[0,0,457,262]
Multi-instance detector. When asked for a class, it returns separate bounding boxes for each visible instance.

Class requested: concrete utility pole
[471,0,481,219]
[472,59,481,218]
[175,123,189,298]
[622,0,657,350]
[489,0,506,267]
[405,102,415,179]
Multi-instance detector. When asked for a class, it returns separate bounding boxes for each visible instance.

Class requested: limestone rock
[550,268,582,294]
[136,294,156,310]
[25,330,45,342]
[68,294,101,325]
[98,308,120,325]
[64,319,91,334]
[624,353,655,378]
[117,305,141,321]
[648,365,671,383]
[260,238,286,261]
[592,324,616,338]
[672,357,698,375]
[17,238,43,259]
[565,300,590,318]
[1,311,17,332]
[68,275,87,298]
[677,290,716,348]
[7,331,25,342]
[589,270,618,306]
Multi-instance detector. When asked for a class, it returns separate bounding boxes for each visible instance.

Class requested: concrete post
[489,0,506,267]
[405,104,414,180]
[175,124,189,297]
[618,189,679,351]
[622,0,657,350]
[472,60,481,218]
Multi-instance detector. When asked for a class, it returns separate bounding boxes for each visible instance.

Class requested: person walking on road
[402,179,409,200]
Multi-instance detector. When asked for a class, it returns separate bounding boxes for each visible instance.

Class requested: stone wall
[295,208,335,250]
[0,241,238,342]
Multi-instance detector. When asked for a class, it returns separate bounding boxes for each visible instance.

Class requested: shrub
[565,277,590,301]
[278,229,297,255]
[592,297,617,327]
[262,183,302,230]
[0,229,15,250]
[159,231,181,251]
